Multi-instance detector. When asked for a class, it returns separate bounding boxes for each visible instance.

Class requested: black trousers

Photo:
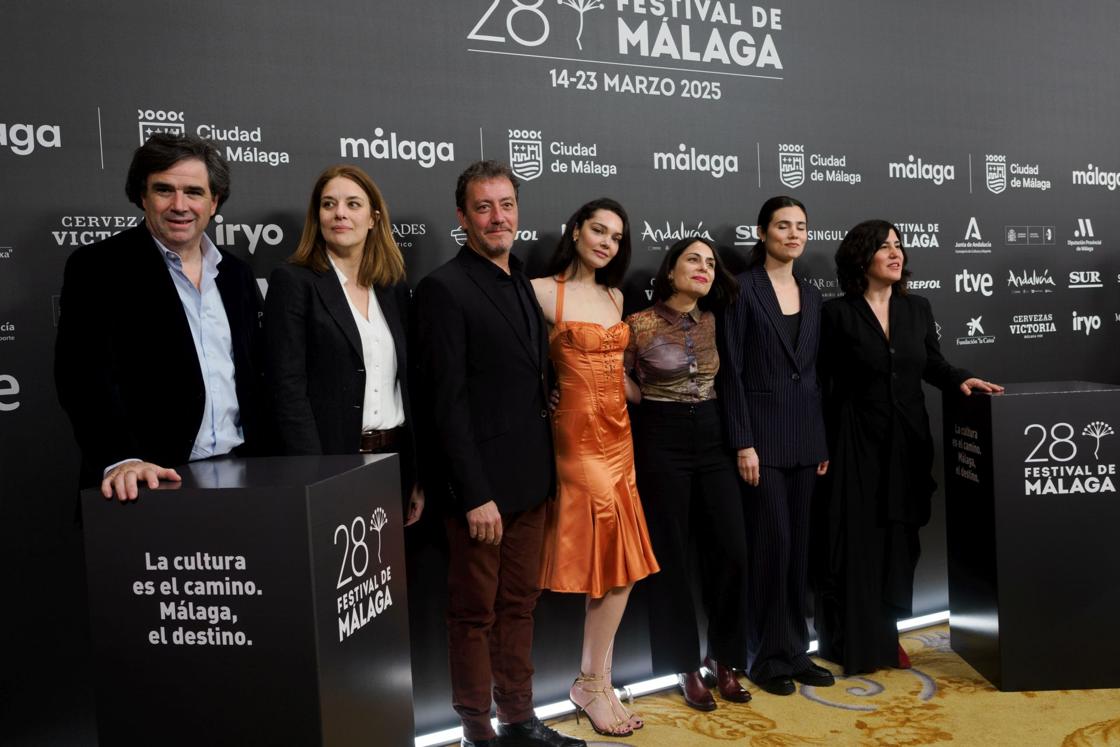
[743,465,817,681]
[634,399,748,674]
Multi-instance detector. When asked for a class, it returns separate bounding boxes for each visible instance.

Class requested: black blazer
[55,224,268,488]
[414,246,554,515]
[718,264,828,467]
[263,262,417,487]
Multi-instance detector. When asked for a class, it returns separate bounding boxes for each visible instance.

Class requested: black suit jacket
[718,264,828,467]
[414,246,554,515]
[55,224,268,488]
[263,262,417,488]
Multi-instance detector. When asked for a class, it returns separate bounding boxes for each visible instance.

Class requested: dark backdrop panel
[3,1,1119,741]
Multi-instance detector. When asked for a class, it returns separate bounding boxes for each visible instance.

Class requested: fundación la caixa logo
[1,121,62,156]
[956,316,995,346]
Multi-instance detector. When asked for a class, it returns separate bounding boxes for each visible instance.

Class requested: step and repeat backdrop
[2,0,1119,737]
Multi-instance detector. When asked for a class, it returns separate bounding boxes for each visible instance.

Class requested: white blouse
[330,258,405,431]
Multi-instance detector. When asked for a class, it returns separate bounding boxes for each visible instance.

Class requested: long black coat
[814,291,972,673]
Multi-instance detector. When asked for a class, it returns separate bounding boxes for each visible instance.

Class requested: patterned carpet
[547,626,1120,747]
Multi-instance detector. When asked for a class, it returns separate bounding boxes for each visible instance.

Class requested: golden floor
[547,626,1120,747]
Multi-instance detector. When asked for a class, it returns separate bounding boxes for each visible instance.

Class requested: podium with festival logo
[81,454,412,746]
[943,382,1120,691]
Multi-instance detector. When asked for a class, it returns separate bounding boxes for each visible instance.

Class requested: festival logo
[955,316,995,346]
[1023,420,1116,496]
[896,221,940,248]
[138,109,185,144]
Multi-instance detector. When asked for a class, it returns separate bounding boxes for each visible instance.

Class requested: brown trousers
[445,501,546,740]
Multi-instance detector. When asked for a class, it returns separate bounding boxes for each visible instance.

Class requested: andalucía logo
[509,129,543,181]
[985,154,1007,194]
[778,144,804,188]
[138,109,185,144]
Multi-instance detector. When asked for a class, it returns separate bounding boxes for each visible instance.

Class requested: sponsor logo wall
[2,0,1120,738]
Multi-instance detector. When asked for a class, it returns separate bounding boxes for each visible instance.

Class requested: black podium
[82,454,412,746]
[944,381,1120,691]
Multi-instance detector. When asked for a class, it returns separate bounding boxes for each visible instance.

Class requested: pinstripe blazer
[718,264,828,467]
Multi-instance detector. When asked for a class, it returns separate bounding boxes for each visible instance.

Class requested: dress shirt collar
[148,223,222,274]
[653,300,702,325]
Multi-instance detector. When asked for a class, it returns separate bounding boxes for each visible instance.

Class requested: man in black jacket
[415,161,580,747]
[56,133,267,501]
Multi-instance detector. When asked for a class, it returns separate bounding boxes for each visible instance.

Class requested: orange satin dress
[539,278,659,598]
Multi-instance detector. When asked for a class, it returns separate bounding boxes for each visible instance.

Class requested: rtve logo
[0,374,19,411]
[954,269,993,296]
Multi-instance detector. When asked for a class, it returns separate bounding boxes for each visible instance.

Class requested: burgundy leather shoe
[678,671,717,711]
[703,656,752,702]
[897,643,912,669]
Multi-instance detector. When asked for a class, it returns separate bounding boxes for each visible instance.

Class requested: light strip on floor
[414,609,951,747]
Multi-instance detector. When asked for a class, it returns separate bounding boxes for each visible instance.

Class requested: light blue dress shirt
[152,232,244,460]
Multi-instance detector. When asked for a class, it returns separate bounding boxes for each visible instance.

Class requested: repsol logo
[0,374,19,412]
[888,155,955,185]
[0,123,61,155]
[339,128,454,168]
[907,279,942,291]
[653,144,739,179]
[212,216,283,255]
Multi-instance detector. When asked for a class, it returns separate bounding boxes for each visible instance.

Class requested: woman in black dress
[815,219,1001,674]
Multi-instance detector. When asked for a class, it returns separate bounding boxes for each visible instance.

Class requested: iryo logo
[212,216,283,255]
[1072,311,1102,336]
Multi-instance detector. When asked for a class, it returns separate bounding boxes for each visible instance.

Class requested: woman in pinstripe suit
[718,196,835,695]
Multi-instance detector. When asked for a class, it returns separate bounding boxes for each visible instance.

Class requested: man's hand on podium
[101,460,182,502]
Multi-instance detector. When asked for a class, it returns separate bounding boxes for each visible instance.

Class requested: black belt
[359,428,400,453]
